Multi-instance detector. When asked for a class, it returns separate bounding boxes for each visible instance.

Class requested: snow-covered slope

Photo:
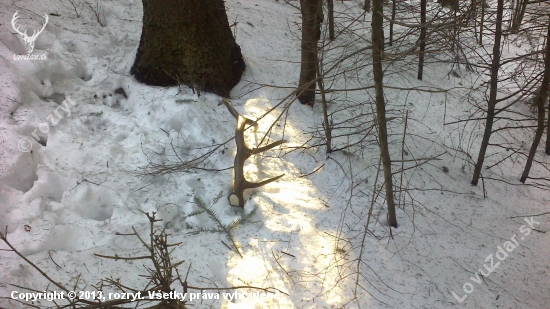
[0,0,548,308]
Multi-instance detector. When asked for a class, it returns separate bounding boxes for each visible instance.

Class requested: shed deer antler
[220,99,286,207]
[11,11,49,54]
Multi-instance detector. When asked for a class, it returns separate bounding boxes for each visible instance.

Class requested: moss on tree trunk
[131,0,245,97]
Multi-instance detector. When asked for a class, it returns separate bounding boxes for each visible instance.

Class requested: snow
[0,0,549,308]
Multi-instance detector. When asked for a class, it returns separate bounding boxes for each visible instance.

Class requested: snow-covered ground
[0,0,548,308]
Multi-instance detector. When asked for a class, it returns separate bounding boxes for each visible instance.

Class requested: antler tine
[244,174,285,189]
[41,14,49,31]
[29,13,49,39]
[220,98,259,132]
[11,11,27,37]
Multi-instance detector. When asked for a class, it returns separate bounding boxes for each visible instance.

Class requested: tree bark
[363,0,371,12]
[438,0,458,10]
[451,6,458,53]
[547,70,550,155]
[418,0,427,80]
[479,1,484,45]
[131,0,246,98]
[547,89,550,154]
[520,18,550,182]
[471,0,504,186]
[298,0,323,106]
[511,0,527,33]
[372,0,397,228]
[316,55,332,153]
[389,0,396,46]
[328,0,335,40]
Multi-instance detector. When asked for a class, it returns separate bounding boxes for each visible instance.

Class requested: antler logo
[11,11,49,54]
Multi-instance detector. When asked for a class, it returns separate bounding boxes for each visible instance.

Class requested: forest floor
[0,0,548,308]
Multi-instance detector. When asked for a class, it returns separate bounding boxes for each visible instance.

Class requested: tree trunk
[298,0,323,106]
[363,0,371,12]
[418,0,427,80]
[451,6,458,53]
[438,0,458,10]
[389,0,396,46]
[511,0,527,34]
[372,0,397,228]
[547,75,550,155]
[520,18,550,182]
[131,0,246,98]
[328,0,335,40]
[471,0,504,186]
[547,90,550,154]
[316,55,332,153]
[479,1,484,45]
[509,0,516,30]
